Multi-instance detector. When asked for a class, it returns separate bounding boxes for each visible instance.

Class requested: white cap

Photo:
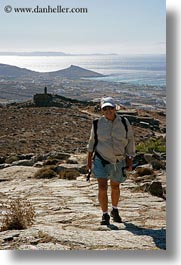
[101,97,116,109]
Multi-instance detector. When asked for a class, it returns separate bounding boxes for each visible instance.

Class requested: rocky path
[0,166,166,250]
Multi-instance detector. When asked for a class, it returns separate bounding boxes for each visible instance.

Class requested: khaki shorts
[93,156,127,183]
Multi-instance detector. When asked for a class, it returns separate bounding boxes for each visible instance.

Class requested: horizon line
[0,51,166,56]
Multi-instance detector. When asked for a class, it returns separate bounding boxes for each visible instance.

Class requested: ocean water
[0,54,166,87]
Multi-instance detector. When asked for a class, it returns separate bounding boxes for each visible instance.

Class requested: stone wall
[118,113,160,130]
[33,93,53,107]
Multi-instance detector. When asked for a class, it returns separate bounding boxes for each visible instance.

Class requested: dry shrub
[34,166,57,179]
[5,155,19,164]
[38,230,57,244]
[1,198,35,231]
[133,167,154,179]
[59,169,80,180]
[43,159,60,166]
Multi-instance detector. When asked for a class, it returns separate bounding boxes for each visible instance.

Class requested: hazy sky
[0,0,166,54]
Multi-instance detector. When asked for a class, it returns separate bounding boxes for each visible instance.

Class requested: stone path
[0,166,166,250]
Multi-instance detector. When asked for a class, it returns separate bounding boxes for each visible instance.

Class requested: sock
[112,206,118,210]
[103,211,108,215]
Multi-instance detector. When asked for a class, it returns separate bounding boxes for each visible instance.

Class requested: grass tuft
[1,198,35,231]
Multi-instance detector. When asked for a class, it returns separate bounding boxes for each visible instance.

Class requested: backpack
[93,116,128,152]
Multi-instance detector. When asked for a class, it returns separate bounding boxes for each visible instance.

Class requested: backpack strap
[93,118,99,152]
[121,116,128,138]
[92,118,110,166]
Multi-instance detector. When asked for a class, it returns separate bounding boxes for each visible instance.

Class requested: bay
[0,54,166,87]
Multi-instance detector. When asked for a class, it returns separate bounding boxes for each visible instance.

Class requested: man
[87,97,135,225]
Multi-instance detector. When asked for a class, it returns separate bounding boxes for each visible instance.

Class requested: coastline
[0,54,166,86]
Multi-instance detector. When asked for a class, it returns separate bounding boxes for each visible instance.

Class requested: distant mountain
[0,51,118,56]
[47,65,103,78]
[0,63,37,78]
[0,63,104,79]
[0,51,67,56]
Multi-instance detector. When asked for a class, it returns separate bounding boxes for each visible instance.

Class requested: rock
[0,162,166,250]
[33,161,44,167]
[135,174,156,183]
[5,155,19,164]
[66,158,78,164]
[134,166,154,177]
[151,159,166,170]
[55,164,81,180]
[134,153,148,165]
[18,243,68,250]
[56,163,87,175]
[0,157,6,164]
[0,166,38,181]
[0,231,20,242]
[139,182,151,192]
[149,181,164,198]
[12,159,35,167]
[0,164,10,170]
[68,154,87,165]
[43,159,60,166]
[144,153,155,164]
[17,153,34,160]
[47,151,70,160]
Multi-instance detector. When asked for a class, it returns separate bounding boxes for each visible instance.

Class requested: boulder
[56,163,87,174]
[55,163,88,180]
[12,159,35,167]
[149,181,164,198]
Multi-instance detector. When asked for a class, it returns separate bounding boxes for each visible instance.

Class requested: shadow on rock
[123,222,166,250]
[107,224,119,230]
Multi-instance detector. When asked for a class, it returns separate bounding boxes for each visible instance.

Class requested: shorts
[93,156,127,183]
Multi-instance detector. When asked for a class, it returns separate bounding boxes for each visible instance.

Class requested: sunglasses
[102,106,115,111]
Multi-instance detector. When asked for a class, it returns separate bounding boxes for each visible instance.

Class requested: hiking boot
[111,208,122,223]
[100,213,110,225]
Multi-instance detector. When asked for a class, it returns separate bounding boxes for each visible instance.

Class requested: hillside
[0,63,37,78]
[47,65,103,78]
[0,63,165,111]
[0,63,103,79]
[0,98,166,250]
[0,93,166,250]
[0,100,166,157]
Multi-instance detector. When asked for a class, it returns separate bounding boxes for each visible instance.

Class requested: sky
[0,0,166,54]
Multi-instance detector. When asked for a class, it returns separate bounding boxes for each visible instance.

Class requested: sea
[0,54,166,87]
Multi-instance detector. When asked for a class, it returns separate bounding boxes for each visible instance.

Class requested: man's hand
[126,156,133,171]
[87,152,93,170]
